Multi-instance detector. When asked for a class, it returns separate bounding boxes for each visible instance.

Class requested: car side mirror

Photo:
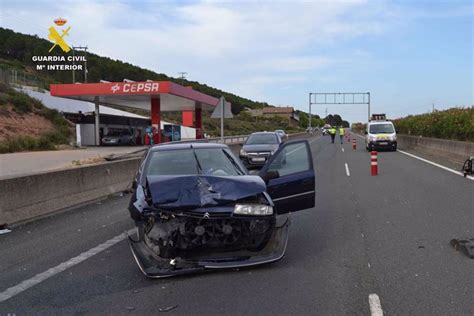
[364,131,368,135]
[261,170,279,182]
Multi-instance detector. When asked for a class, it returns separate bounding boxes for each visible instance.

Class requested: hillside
[0,27,269,114]
[0,27,349,138]
[0,83,73,153]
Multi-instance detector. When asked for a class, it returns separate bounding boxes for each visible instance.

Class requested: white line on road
[351,132,473,180]
[397,149,474,180]
[341,147,345,152]
[0,229,134,303]
[369,294,384,316]
[345,163,351,176]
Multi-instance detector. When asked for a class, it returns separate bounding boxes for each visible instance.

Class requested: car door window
[260,140,315,214]
[268,142,310,177]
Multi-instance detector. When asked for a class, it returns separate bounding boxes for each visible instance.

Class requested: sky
[0,0,472,123]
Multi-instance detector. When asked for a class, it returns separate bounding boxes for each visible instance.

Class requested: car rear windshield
[145,148,245,176]
[369,124,394,134]
[246,134,278,144]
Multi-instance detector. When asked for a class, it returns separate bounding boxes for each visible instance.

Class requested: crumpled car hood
[146,175,266,209]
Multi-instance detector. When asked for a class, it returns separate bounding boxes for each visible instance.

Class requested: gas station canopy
[50,81,223,112]
[50,80,231,144]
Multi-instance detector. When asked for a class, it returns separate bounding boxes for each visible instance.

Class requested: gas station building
[50,81,228,144]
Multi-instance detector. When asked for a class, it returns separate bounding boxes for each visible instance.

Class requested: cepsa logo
[110,82,160,94]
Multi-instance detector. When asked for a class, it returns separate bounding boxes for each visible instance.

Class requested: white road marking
[397,149,474,181]
[345,163,351,177]
[369,294,384,316]
[351,132,473,180]
[0,229,134,303]
[341,147,345,152]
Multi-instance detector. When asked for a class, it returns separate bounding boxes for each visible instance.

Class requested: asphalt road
[0,134,472,315]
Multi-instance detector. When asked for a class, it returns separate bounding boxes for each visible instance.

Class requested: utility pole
[72,48,75,83]
[178,72,187,85]
[72,46,88,83]
[325,107,328,117]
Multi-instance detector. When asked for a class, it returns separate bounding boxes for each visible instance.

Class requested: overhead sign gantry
[308,92,371,128]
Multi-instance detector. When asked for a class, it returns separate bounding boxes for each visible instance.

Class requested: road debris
[158,305,178,312]
[450,238,474,259]
[0,224,11,235]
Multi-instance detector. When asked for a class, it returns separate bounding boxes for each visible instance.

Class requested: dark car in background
[239,132,282,168]
[102,130,135,145]
[128,141,315,278]
[275,129,288,139]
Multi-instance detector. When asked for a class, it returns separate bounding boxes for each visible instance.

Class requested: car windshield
[146,148,245,176]
[369,124,394,134]
[246,134,278,144]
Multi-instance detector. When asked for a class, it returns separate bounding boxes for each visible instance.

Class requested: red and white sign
[51,81,166,96]
[110,82,160,94]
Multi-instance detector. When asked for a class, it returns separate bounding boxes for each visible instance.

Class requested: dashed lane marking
[0,229,134,303]
[369,294,384,316]
[342,147,345,152]
[345,163,350,176]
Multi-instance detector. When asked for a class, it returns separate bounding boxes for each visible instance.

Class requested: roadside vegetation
[393,107,474,142]
[351,107,474,142]
[0,82,72,153]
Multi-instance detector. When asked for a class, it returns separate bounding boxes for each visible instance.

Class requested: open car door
[259,140,315,214]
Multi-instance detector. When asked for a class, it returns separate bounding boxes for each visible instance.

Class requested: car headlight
[369,136,377,142]
[234,204,273,216]
[270,149,275,155]
[390,135,397,141]
[240,149,247,156]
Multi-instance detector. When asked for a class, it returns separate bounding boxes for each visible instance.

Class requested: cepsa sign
[111,82,160,94]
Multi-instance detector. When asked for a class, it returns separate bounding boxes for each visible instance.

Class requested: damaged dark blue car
[128,141,315,278]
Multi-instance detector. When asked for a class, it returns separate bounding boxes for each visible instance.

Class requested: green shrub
[7,92,33,113]
[393,107,474,141]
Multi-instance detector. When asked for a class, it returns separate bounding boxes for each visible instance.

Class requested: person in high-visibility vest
[339,126,345,144]
[329,126,336,143]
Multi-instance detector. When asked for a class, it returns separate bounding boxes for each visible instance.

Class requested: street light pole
[308,93,312,130]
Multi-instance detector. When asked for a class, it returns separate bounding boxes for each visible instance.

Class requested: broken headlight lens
[234,204,273,216]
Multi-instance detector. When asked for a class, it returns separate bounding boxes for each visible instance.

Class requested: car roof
[150,142,228,152]
[249,131,278,135]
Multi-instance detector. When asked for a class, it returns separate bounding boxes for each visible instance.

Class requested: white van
[365,121,397,151]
